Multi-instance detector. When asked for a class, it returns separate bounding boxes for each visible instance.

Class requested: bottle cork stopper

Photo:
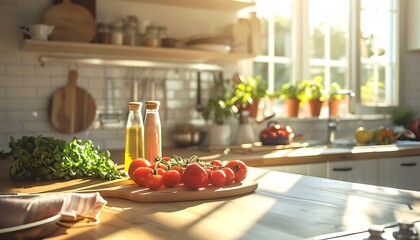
[145,101,160,109]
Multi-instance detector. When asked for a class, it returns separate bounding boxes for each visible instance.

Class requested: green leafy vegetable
[0,136,126,181]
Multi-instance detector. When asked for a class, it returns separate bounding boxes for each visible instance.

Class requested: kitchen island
[0,159,419,239]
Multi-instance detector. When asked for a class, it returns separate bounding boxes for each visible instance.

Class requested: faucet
[327,90,355,144]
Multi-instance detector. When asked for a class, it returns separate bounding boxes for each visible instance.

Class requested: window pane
[274,16,292,57]
[253,62,269,85]
[308,0,349,90]
[274,63,290,90]
[360,0,398,106]
[260,17,269,56]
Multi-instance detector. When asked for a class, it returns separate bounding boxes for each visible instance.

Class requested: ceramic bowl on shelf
[184,36,232,53]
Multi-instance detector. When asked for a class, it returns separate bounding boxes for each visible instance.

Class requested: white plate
[0,213,61,239]
[188,43,231,53]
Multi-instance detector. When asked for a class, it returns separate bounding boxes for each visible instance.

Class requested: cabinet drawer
[327,160,378,185]
[377,156,420,191]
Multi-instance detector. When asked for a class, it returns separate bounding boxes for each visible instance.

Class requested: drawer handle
[400,163,417,167]
[332,167,353,172]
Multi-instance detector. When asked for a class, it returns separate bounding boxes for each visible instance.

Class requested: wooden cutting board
[42,0,96,42]
[79,179,258,203]
[48,70,96,134]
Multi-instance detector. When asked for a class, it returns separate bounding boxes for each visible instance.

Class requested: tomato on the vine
[210,160,223,168]
[162,170,181,187]
[151,162,167,170]
[162,156,171,161]
[128,158,151,179]
[182,163,208,190]
[132,167,153,187]
[145,174,163,190]
[222,167,235,185]
[226,160,247,182]
[210,169,226,187]
[204,168,212,186]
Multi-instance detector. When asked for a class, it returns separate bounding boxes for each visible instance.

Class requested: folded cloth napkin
[0,192,107,229]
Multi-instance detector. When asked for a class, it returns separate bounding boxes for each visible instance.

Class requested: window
[245,0,399,115]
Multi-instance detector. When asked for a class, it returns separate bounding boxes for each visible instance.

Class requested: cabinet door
[377,156,420,191]
[261,163,327,178]
[407,0,420,50]
[327,160,378,185]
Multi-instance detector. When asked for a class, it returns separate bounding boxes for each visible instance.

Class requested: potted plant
[202,83,235,146]
[302,78,325,117]
[230,75,267,124]
[279,82,305,117]
[329,82,343,117]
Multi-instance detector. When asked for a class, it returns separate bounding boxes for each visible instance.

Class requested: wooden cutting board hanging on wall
[42,0,96,42]
[48,70,96,134]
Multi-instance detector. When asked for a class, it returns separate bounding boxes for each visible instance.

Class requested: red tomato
[204,168,212,186]
[210,169,226,187]
[210,160,223,168]
[132,167,153,187]
[222,167,235,185]
[128,158,151,179]
[173,165,183,175]
[157,168,166,175]
[226,160,247,183]
[162,170,181,187]
[182,163,208,190]
[162,156,171,161]
[151,162,167,170]
[145,174,163,190]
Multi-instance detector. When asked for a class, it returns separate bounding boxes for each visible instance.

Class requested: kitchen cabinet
[407,0,420,51]
[377,156,420,191]
[326,159,378,186]
[261,163,327,178]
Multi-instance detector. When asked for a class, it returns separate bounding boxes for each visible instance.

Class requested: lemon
[355,127,373,144]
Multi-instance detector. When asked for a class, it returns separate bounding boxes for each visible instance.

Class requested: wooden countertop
[0,165,419,240]
[109,143,420,167]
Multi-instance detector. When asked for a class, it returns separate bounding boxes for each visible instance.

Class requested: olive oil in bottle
[124,102,144,171]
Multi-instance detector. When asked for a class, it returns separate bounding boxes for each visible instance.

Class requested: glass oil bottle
[124,102,144,170]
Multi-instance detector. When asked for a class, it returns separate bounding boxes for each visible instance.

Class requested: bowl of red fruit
[259,121,294,145]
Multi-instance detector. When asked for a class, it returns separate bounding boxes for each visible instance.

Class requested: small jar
[123,21,137,46]
[96,23,110,44]
[110,21,123,45]
[145,26,160,47]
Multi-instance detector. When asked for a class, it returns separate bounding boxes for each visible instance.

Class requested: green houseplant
[301,78,325,117]
[279,82,305,117]
[329,82,343,116]
[202,80,235,146]
[230,75,267,124]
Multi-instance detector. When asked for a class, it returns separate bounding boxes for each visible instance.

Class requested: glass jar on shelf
[123,21,137,46]
[96,23,110,44]
[145,25,160,47]
[110,21,124,45]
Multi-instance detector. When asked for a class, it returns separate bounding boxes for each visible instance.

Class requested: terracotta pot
[285,98,300,117]
[308,99,323,117]
[329,98,341,117]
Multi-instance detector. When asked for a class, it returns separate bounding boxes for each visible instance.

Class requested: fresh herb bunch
[0,136,126,181]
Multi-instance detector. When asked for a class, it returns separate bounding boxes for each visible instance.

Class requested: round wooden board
[81,179,258,203]
[42,0,96,42]
[48,70,96,134]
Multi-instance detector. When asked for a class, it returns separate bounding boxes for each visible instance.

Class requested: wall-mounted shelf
[123,0,255,12]
[22,40,255,67]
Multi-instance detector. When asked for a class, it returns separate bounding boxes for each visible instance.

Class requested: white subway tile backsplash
[0,87,5,97]
[0,75,23,87]
[36,65,64,76]
[23,121,51,132]
[6,87,37,98]
[6,64,35,76]
[0,52,21,64]
[23,99,47,110]
[0,121,22,132]
[78,66,105,78]
[0,99,23,109]
[23,76,50,87]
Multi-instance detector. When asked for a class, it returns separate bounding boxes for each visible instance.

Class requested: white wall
[0,0,419,152]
